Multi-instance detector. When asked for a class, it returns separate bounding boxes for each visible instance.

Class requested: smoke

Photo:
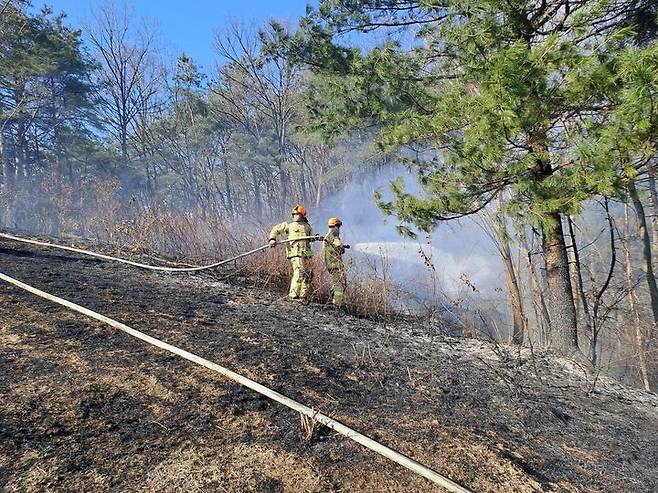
[316,165,509,323]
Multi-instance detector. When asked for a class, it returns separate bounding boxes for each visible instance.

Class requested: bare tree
[130,50,167,198]
[585,200,618,367]
[212,22,301,208]
[87,2,158,165]
[628,179,658,337]
[527,251,550,345]
[478,199,526,345]
[622,204,652,391]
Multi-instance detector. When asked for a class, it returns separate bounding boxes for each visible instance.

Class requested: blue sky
[32,0,313,73]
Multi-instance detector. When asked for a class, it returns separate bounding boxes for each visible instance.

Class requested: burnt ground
[0,236,657,493]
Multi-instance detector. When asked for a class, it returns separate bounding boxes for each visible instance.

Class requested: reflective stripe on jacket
[323,229,344,270]
[269,220,314,259]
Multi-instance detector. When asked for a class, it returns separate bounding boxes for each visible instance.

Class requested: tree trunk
[278,162,288,207]
[647,164,658,265]
[299,166,308,204]
[223,160,234,218]
[315,147,325,208]
[503,254,525,344]
[628,179,658,336]
[120,122,129,165]
[496,214,525,344]
[15,119,27,182]
[277,125,288,207]
[543,213,580,355]
[4,146,16,192]
[526,252,551,346]
[566,216,594,359]
[623,204,652,391]
[0,130,10,192]
[529,128,579,355]
[252,168,262,221]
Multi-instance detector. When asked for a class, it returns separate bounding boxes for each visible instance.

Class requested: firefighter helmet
[328,217,342,227]
[291,204,307,218]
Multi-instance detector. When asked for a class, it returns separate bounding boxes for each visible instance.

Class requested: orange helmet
[291,204,307,218]
[328,217,342,227]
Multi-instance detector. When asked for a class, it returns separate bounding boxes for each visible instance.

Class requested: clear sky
[32,0,313,74]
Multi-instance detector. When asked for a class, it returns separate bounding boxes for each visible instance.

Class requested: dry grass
[136,444,325,493]
[245,251,398,319]
[2,243,658,493]
[2,185,400,319]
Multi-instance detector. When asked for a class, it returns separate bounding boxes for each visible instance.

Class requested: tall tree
[282,0,656,355]
[628,179,658,330]
[622,204,652,391]
[0,3,92,192]
[87,2,158,166]
[213,23,302,208]
[587,37,658,338]
[149,55,232,216]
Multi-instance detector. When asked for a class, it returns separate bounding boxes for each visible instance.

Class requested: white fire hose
[0,270,472,492]
[0,232,321,272]
[0,231,473,491]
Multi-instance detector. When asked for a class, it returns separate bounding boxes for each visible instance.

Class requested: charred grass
[1,227,658,492]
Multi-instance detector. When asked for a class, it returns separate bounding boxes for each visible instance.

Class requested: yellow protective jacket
[269,220,314,259]
[323,229,344,271]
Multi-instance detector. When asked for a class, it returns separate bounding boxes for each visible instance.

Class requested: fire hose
[0,232,472,490]
[0,232,324,272]
[0,270,471,492]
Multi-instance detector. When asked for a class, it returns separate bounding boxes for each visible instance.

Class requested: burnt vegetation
[1,237,657,491]
[1,0,658,490]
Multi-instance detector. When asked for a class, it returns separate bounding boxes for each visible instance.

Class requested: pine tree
[0,3,93,191]
[281,0,658,355]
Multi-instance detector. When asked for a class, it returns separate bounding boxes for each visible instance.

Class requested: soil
[1,235,657,492]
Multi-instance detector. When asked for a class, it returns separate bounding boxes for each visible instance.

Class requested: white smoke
[316,165,505,297]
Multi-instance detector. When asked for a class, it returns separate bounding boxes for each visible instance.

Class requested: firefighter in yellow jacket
[323,217,348,307]
[269,205,319,301]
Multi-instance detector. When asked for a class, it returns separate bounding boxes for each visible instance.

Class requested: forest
[1,0,658,391]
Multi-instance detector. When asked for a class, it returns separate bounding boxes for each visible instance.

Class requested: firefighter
[269,205,319,301]
[323,217,348,307]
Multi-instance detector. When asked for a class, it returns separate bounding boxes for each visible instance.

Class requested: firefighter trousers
[328,267,346,306]
[289,257,311,299]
